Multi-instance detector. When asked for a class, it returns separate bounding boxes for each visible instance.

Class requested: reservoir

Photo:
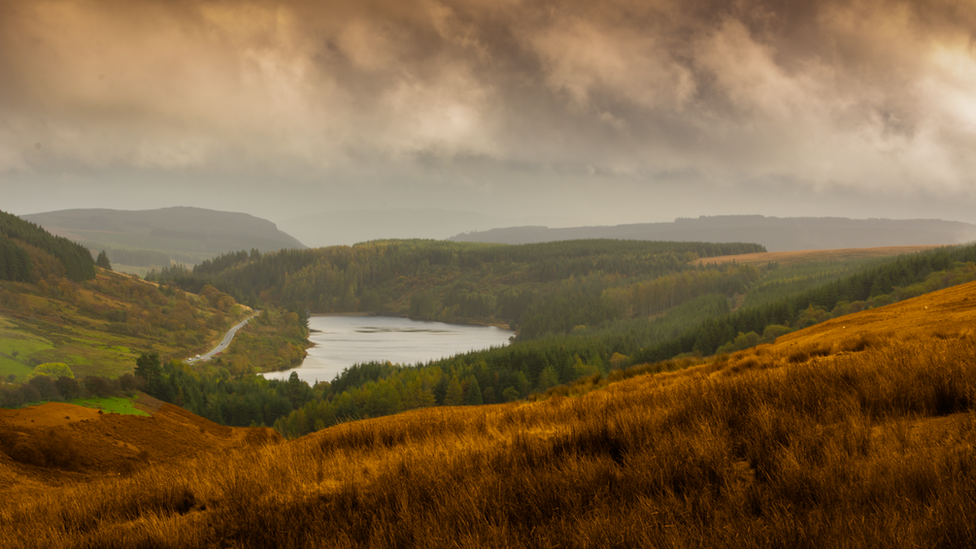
[260,315,515,385]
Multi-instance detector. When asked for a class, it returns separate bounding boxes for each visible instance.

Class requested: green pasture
[0,357,32,381]
[0,312,156,378]
[0,316,55,380]
[69,396,150,416]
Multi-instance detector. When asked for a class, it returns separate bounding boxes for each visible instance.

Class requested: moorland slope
[2,279,975,547]
[0,397,280,474]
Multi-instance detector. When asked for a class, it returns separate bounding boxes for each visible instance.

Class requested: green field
[0,357,32,381]
[0,317,57,381]
[0,312,145,379]
[68,396,149,416]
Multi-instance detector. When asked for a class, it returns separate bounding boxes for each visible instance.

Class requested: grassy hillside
[0,209,257,380]
[0,268,252,381]
[2,279,975,547]
[22,207,306,275]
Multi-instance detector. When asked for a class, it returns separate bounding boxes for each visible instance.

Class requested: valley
[3,207,976,547]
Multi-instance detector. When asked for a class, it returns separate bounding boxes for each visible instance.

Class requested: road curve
[188,314,258,363]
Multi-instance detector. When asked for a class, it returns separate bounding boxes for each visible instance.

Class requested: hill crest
[450,215,976,251]
[22,207,306,274]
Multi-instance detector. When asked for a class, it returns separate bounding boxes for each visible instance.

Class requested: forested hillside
[0,210,95,282]
[263,243,976,438]
[151,239,766,338]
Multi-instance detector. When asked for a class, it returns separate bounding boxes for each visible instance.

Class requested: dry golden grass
[694,245,944,267]
[3,281,976,547]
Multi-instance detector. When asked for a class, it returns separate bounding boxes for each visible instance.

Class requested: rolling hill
[22,207,306,275]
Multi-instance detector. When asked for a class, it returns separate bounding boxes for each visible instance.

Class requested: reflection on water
[260,315,514,385]
[355,327,452,334]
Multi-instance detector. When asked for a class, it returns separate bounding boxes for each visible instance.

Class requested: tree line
[0,368,141,408]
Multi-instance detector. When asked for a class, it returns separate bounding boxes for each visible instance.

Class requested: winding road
[187,314,258,363]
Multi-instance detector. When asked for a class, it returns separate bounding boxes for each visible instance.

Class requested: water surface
[261,315,514,384]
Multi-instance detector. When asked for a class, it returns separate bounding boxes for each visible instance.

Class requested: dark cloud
[2,0,975,225]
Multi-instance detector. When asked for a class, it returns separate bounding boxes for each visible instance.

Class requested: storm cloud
[2,0,976,230]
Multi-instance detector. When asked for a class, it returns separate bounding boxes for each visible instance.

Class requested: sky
[2,0,976,243]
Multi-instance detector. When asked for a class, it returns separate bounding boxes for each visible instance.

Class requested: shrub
[55,376,81,399]
[83,375,119,398]
[28,375,61,401]
[25,362,74,382]
[118,373,140,392]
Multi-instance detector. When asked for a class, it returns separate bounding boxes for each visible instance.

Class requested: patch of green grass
[0,314,150,378]
[0,324,55,357]
[0,356,32,381]
[69,396,150,416]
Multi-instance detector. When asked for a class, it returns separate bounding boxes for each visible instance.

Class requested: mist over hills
[22,207,306,273]
[450,216,976,252]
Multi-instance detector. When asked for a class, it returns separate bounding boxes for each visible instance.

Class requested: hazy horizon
[3,0,976,234]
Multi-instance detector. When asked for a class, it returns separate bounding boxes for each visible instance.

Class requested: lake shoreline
[310,311,511,330]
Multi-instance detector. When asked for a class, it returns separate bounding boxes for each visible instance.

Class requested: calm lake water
[260,315,514,385]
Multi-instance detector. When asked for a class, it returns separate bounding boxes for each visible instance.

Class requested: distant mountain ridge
[23,207,306,273]
[450,215,976,252]
[278,208,528,248]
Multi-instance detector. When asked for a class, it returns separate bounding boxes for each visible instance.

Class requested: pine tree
[96,250,112,270]
[135,352,162,393]
[537,366,559,391]
[444,375,464,406]
[464,376,483,405]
